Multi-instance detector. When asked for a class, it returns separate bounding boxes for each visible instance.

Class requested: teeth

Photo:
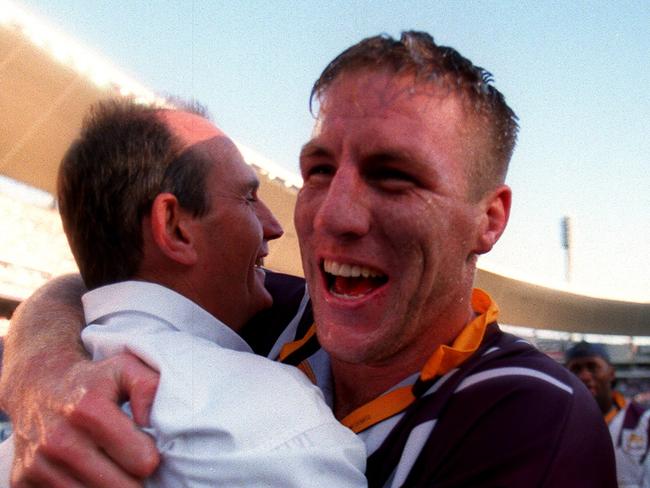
[323,259,382,278]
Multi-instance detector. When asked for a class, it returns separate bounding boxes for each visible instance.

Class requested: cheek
[294,194,318,243]
[388,203,473,295]
[376,200,445,263]
[228,215,261,266]
[293,194,308,232]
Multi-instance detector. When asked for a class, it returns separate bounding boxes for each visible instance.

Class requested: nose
[313,166,370,238]
[575,367,592,384]
[258,199,284,242]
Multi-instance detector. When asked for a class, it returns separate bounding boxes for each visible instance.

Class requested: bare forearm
[0,274,87,414]
[0,274,160,486]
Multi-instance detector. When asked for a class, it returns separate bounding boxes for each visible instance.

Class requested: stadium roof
[1,2,648,335]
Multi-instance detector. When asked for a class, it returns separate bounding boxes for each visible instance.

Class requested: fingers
[67,388,159,479]
[112,353,160,428]
[11,453,87,488]
[58,353,160,479]
[9,352,160,486]
[12,426,144,488]
[43,425,145,488]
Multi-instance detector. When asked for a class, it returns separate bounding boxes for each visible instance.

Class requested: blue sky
[15,0,650,300]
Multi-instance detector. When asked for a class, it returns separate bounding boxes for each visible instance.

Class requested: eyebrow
[300,137,420,159]
[366,149,419,165]
[299,141,330,160]
[243,176,260,192]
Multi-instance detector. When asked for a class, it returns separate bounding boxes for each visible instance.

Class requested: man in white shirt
[0,99,366,487]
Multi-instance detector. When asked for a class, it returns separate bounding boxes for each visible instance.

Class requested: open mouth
[254,254,267,273]
[322,259,388,298]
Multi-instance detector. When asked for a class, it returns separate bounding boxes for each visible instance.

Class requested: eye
[372,167,412,180]
[302,162,335,183]
[310,163,334,176]
[367,166,417,191]
[245,189,258,203]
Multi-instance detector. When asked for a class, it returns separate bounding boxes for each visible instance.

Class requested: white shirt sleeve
[150,421,366,487]
[84,320,367,488]
[638,409,650,488]
[143,344,367,487]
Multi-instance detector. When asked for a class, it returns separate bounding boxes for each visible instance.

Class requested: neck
[331,360,415,420]
[600,393,616,416]
[331,304,476,420]
[604,400,615,415]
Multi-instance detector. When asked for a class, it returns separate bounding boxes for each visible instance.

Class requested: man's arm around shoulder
[0,275,160,487]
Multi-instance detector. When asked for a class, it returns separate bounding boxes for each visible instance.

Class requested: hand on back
[5,352,160,487]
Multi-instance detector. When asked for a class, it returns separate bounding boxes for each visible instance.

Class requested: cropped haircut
[57,98,212,290]
[310,31,519,198]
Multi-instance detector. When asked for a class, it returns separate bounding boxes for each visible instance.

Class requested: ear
[473,185,512,255]
[149,193,198,265]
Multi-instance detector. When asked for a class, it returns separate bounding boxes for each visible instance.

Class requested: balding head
[57,98,219,289]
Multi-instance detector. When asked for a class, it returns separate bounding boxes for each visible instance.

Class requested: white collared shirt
[81,281,366,487]
[607,401,650,488]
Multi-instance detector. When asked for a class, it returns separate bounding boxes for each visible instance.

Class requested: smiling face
[163,111,283,329]
[295,70,505,370]
[566,356,615,414]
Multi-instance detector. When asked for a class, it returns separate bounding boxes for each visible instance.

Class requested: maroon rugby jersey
[242,271,616,487]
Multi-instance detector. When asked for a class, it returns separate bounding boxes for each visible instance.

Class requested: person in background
[567,341,650,487]
[1,31,616,487]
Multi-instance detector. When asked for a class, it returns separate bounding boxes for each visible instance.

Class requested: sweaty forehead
[312,70,484,164]
[157,109,226,148]
[317,70,466,119]
[312,70,480,153]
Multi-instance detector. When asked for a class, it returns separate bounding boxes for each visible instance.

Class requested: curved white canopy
[1,11,648,335]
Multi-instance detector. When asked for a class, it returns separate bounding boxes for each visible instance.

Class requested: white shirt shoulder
[82,281,366,488]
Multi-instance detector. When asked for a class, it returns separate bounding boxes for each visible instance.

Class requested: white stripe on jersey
[482,346,501,356]
[361,372,421,456]
[360,412,406,457]
[421,368,460,398]
[267,286,311,360]
[389,420,437,488]
[455,367,574,395]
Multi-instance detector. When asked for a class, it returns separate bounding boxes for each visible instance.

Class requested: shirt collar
[604,390,627,424]
[337,288,499,434]
[420,288,499,381]
[280,288,499,388]
[83,280,252,353]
